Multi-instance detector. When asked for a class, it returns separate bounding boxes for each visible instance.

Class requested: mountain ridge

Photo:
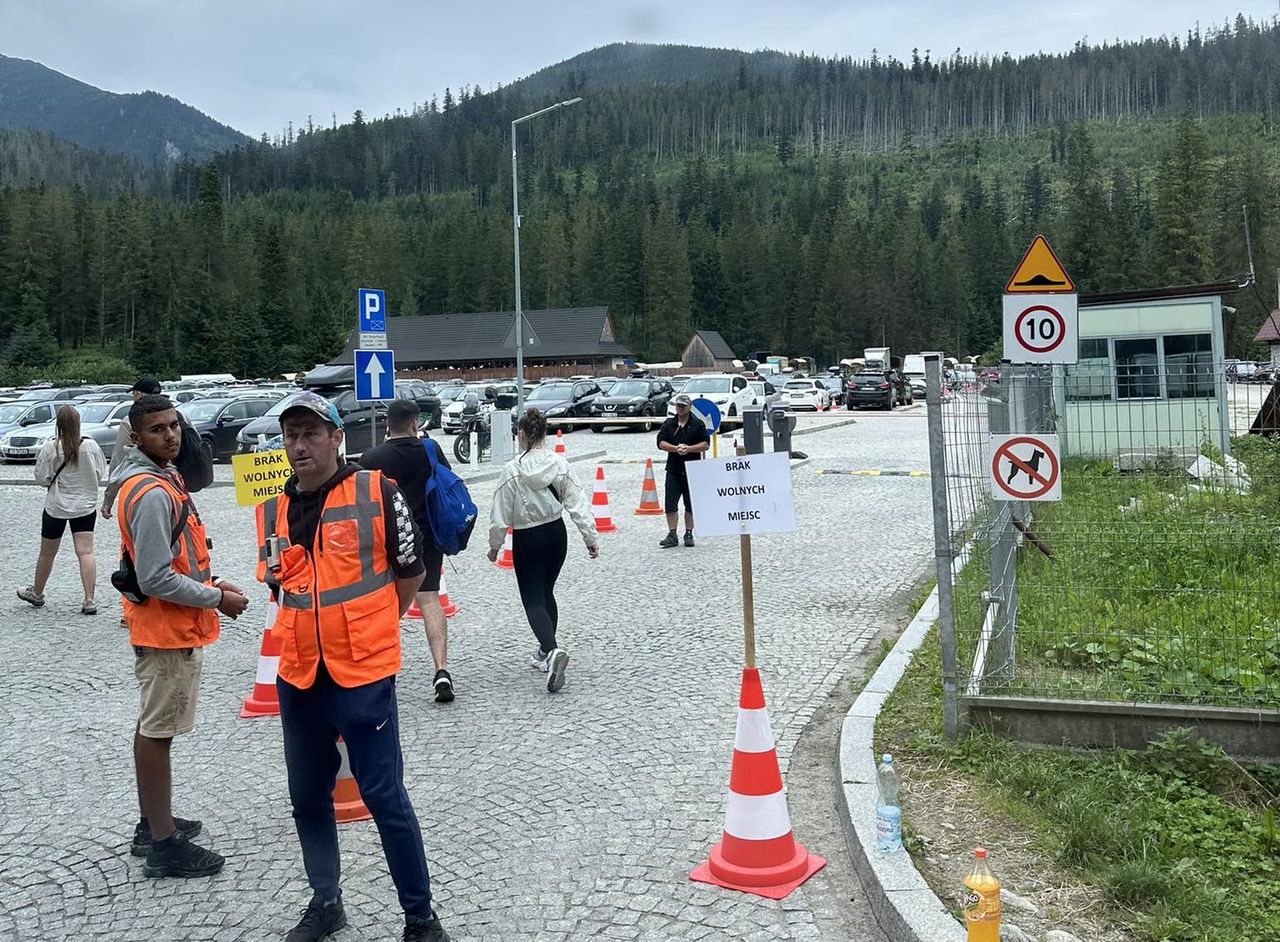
[0,53,251,163]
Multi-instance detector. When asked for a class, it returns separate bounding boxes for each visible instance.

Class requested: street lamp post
[512,97,582,413]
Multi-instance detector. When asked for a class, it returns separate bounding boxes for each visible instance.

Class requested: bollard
[769,407,794,456]
[742,406,765,454]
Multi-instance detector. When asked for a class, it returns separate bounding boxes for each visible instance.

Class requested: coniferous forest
[2,19,1280,381]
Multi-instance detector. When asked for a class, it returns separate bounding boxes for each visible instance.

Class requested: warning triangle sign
[1005,235,1074,293]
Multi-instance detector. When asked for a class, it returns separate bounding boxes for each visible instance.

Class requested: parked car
[0,400,62,440]
[747,379,783,412]
[441,383,500,435]
[848,369,912,410]
[0,399,130,462]
[669,374,693,392]
[235,392,309,454]
[594,376,623,396]
[781,378,831,412]
[816,375,846,406]
[13,386,94,402]
[524,380,602,432]
[178,396,277,461]
[669,374,755,428]
[395,379,443,429]
[589,378,673,432]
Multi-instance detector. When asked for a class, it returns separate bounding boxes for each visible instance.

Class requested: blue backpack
[423,438,478,555]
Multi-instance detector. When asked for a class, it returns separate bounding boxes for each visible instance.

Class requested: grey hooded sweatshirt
[107,446,222,610]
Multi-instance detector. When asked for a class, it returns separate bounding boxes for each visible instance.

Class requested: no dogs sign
[988,434,1061,502]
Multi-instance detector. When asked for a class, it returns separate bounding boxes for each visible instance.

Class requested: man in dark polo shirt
[655,393,709,548]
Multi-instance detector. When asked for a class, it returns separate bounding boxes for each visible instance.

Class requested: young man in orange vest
[257,393,449,942]
[111,394,249,877]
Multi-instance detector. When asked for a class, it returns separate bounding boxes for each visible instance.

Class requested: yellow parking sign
[231,449,292,506]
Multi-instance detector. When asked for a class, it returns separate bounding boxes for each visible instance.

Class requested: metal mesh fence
[928,357,1280,712]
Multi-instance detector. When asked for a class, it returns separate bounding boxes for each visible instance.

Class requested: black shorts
[417,543,443,593]
[664,472,692,514]
[41,511,96,540]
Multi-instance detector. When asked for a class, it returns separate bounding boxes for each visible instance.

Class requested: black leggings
[512,518,567,653]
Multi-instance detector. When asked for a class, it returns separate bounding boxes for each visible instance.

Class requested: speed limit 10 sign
[1002,293,1078,364]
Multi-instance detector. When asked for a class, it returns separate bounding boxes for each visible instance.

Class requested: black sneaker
[130,816,203,857]
[142,828,224,878]
[433,669,455,703]
[683,531,695,547]
[659,533,679,549]
[404,912,450,942]
[546,649,569,693]
[286,896,347,942]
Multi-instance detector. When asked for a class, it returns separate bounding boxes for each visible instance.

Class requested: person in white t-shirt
[18,405,108,614]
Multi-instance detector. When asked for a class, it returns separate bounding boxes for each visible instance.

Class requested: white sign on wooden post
[685,451,796,538]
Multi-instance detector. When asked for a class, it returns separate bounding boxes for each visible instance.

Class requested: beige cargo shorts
[134,646,205,739]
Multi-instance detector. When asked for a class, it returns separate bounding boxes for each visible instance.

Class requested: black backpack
[175,416,214,492]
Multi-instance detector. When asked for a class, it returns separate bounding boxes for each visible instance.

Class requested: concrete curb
[792,416,859,437]
[836,582,967,942]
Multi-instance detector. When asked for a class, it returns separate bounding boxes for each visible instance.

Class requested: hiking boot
[547,648,569,693]
[142,828,224,878]
[16,587,44,607]
[131,816,203,856]
[433,669,455,703]
[286,896,347,942]
[404,912,450,942]
[658,533,679,549]
[683,531,695,547]
[81,600,98,615]
[529,647,551,671]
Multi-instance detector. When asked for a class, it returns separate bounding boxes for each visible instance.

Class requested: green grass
[954,439,1280,707]
[878,623,1280,942]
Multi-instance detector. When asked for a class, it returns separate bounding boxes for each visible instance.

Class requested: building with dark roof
[330,307,632,372]
[681,330,739,371]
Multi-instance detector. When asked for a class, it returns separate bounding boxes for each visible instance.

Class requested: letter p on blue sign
[358,288,386,332]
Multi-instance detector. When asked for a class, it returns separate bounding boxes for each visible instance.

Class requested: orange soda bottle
[963,847,1001,942]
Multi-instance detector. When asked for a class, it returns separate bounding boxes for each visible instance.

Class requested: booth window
[1065,338,1112,401]
[1116,338,1160,399]
[1163,333,1214,399]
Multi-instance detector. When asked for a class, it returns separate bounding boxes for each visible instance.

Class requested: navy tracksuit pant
[277,663,433,917]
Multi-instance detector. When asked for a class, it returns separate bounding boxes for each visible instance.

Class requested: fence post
[987,363,1016,686]
[925,354,959,739]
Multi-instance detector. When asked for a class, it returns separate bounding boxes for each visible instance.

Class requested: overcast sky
[3,1,1277,136]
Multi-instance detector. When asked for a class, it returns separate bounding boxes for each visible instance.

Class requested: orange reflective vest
[255,470,401,689]
[116,473,219,649]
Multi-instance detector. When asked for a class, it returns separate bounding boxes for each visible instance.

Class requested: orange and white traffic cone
[240,600,281,718]
[439,563,459,618]
[333,736,371,823]
[634,457,664,516]
[405,599,422,618]
[591,466,618,533]
[496,527,515,570]
[554,429,566,455]
[690,668,825,899]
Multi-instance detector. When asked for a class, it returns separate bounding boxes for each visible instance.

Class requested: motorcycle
[453,408,491,464]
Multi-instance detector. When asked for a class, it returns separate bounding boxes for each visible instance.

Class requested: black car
[847,369,913,410]
[523,380,602,432]
[589,378,673,432]
[395,379,443,429]
[816,375,845,406]
[178,397,277,460]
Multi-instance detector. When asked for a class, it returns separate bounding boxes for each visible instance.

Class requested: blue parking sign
[355,349,394,402]
[358,288,386,333]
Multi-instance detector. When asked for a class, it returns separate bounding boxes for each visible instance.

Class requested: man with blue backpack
[360,398,475,704]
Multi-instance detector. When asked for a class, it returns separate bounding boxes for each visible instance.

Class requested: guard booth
[1057,282,1237,460]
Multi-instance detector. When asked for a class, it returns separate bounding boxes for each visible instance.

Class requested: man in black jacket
[655,394,709,548]
[359,398,456,703]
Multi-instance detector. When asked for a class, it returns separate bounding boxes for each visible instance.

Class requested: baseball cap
[672,393,692,406]
[131,377,162,395]
[280,392,343,428]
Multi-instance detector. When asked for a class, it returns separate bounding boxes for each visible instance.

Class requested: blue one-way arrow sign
[355,349,395,402]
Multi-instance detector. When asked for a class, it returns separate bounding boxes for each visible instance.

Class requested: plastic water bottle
[874,754,902,853]
[963,848,1002,942]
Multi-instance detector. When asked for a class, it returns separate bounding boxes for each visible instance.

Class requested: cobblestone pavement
[0,410,933,941]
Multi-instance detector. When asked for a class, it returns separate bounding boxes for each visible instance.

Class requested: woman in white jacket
[488,408,599,692]
[18,405,108,614]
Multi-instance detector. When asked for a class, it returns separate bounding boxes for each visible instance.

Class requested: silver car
[0,400,131,462]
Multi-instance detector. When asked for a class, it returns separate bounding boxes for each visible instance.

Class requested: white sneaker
[530,647,551,671]
[546,649,569,693]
